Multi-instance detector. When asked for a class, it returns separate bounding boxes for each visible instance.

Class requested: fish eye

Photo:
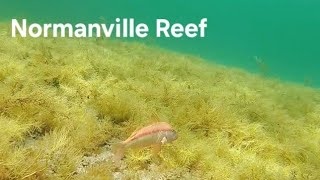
[169,130,176,135]
[171,130,178,139]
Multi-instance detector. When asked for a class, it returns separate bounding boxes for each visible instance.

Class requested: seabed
[0,23,320,179]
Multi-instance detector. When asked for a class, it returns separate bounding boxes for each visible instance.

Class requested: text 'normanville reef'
[11,18,208,38]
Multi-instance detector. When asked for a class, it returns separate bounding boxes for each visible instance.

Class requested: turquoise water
[1,0,319,87]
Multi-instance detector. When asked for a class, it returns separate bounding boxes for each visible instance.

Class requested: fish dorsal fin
[128,128,139,139]
[150,112,161,123]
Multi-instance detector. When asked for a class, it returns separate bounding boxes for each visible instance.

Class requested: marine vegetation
[0,23,320,179]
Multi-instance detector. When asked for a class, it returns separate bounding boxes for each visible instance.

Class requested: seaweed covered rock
[0,23,320,179]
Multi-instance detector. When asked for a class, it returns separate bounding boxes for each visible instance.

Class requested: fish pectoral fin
[152,144,161,154]
[161,137,167,144]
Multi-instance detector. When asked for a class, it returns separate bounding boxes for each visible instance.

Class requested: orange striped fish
[112,122,178,164]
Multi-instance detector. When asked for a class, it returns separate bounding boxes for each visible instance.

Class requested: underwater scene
[1,1,320,180]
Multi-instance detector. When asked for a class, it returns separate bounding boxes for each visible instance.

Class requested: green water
[1,0,320,87]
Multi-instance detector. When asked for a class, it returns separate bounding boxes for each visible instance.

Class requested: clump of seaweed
[0,22,320,179]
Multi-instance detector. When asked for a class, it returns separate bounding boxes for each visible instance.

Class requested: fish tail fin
[111,142,126,165]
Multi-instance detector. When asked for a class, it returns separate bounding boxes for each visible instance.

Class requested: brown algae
[0,23,320,179]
